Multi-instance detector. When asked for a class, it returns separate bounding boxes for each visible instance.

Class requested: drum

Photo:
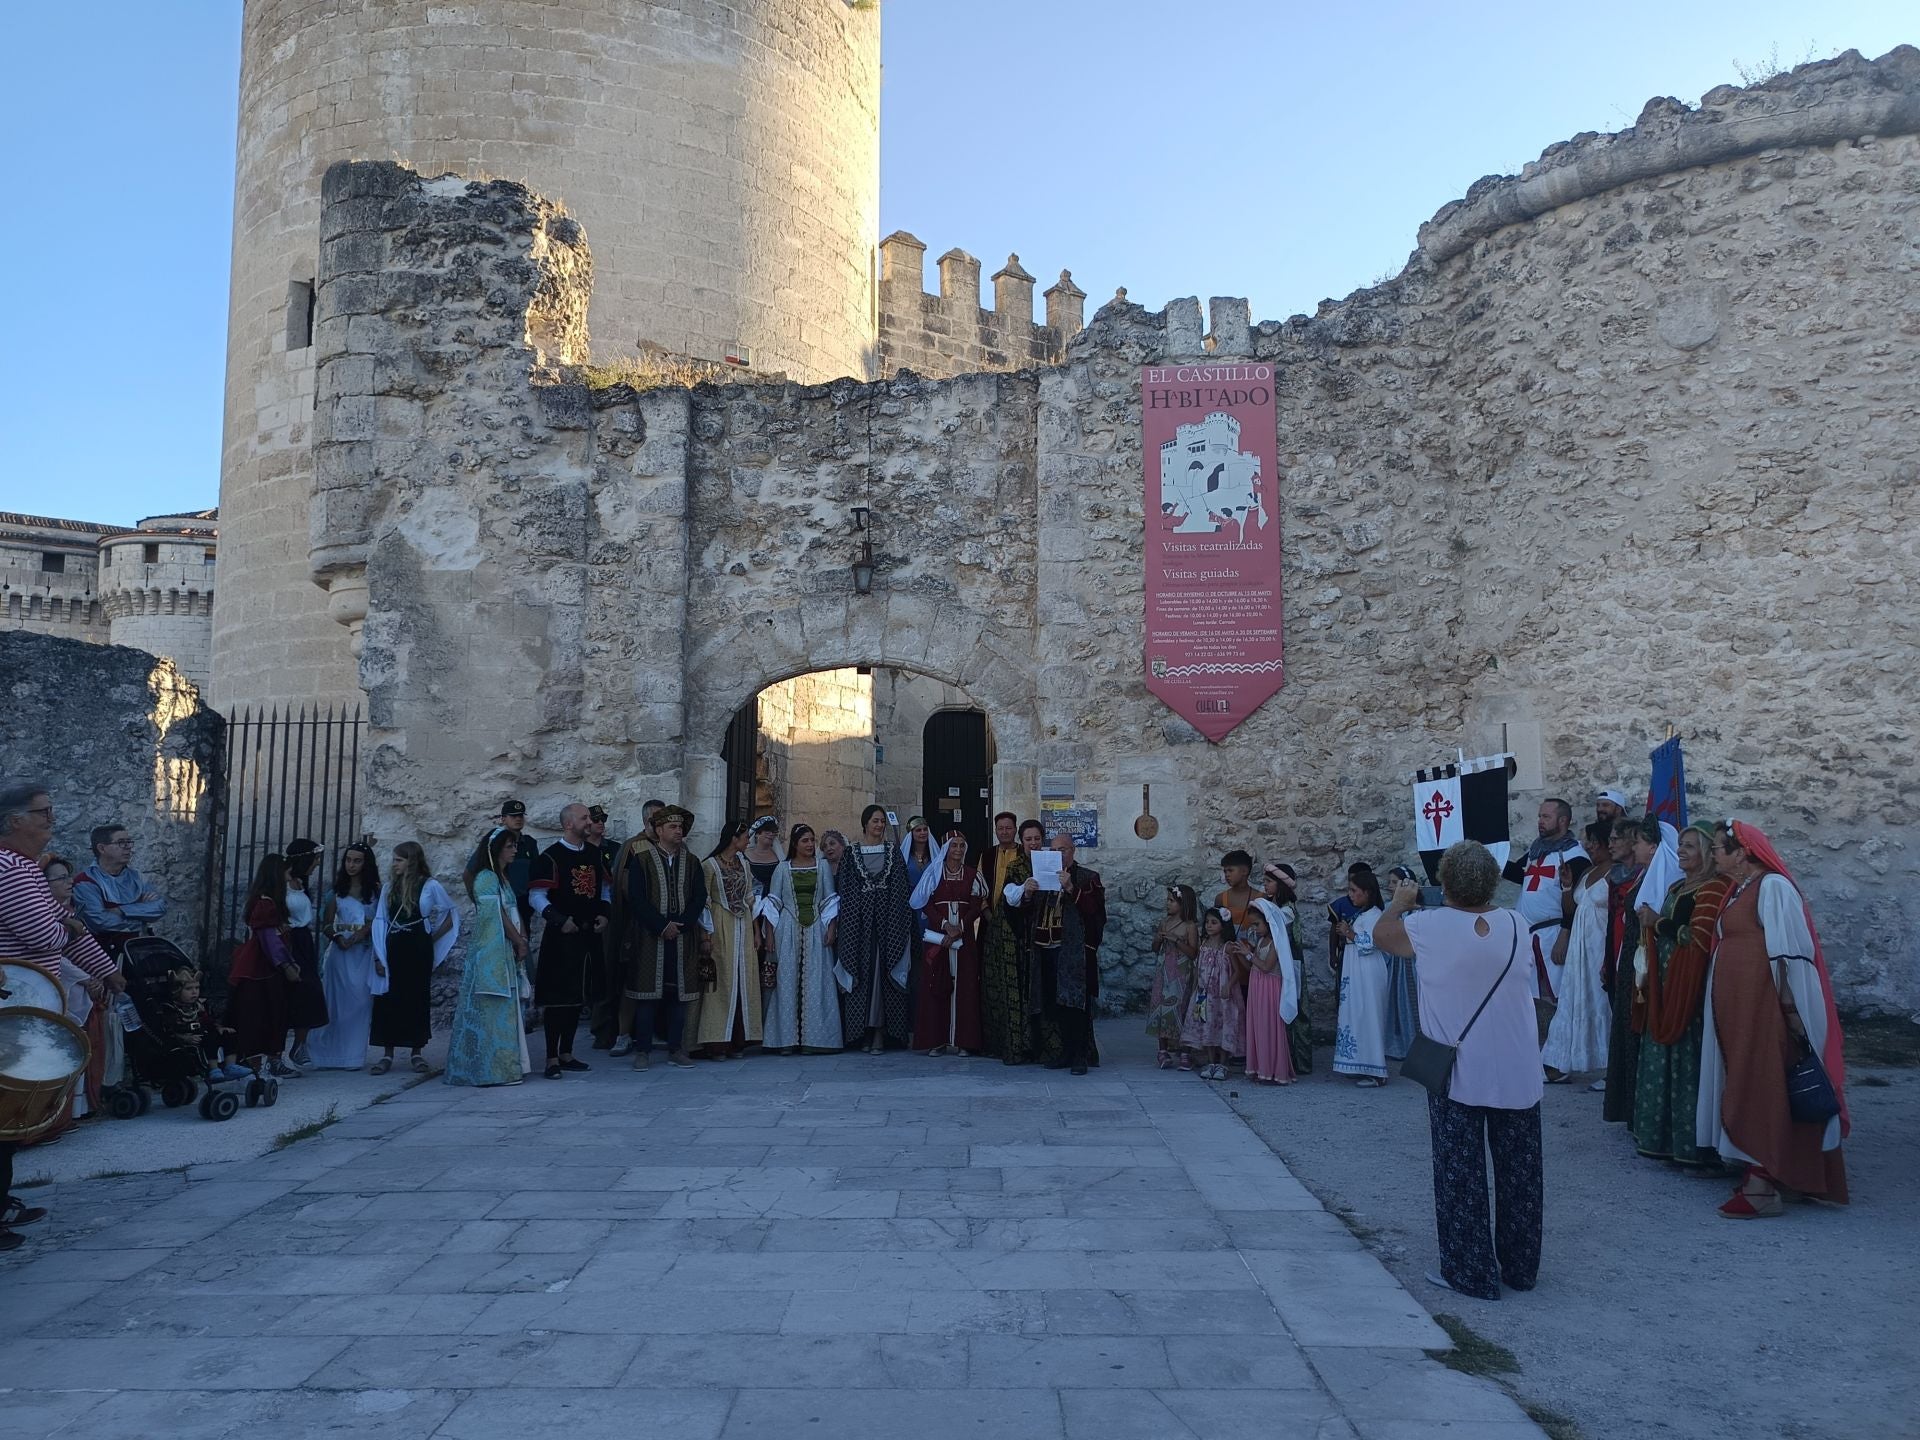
[0,1007,91,1143]
[0,959,64,1015]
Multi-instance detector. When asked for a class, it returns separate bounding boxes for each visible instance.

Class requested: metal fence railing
[198,704,365,970]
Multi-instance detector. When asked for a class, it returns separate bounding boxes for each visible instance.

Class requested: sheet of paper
[1031,849,1064,892]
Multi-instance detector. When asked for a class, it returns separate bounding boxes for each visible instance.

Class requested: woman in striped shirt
[0,781,122,1251]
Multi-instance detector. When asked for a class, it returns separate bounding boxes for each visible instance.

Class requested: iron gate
[198,704,366,967]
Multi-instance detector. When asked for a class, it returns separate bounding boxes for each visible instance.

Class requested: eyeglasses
[26,806,54,819]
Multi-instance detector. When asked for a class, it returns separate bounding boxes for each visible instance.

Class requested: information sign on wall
[1141,364,1284,741]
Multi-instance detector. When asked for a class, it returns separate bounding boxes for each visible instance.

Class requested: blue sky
[0,2,1908,526]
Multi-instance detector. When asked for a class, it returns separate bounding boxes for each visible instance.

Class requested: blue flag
[1648,737,1687,826]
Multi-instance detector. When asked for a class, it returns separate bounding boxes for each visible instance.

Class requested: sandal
[1719,1170,1785,1219]
[410,1055,430,1074]
[370,1057,393,1076]
[1177,1054,1192,1072]
[1718,1188,1783,1219]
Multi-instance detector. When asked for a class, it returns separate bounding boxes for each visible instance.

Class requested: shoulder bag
[1776,955,1841,1126]
[1400,913,1519,1100]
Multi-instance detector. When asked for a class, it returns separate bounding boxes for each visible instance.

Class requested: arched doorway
[680,610,1040,855]
[717,666,997,845]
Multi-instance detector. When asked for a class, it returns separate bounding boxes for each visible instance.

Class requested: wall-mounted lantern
[853,539,875,595]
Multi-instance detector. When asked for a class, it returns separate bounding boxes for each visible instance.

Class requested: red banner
[1141,364,1284,742]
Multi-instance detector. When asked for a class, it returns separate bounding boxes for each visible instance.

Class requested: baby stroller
[116,936,276,1122]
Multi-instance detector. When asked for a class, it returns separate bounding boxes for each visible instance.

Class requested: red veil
[1731,820,1850,1138]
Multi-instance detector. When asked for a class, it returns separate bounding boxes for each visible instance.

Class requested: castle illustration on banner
[1158,412,1267,537]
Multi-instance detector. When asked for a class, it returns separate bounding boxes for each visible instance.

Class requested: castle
[178,7,1920,1013]
[217,0,1087,716]
[0,510,219,689]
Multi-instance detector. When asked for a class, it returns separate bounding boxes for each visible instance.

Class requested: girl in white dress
[1333,871,1389,1085]
[307,843,381,1070]
[1540,823,1612,1081]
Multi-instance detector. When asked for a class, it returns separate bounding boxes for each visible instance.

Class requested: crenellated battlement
[2,588,108,637]
[877,231,1086,380]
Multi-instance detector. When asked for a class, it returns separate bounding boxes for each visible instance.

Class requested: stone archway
[680,602,1039,844]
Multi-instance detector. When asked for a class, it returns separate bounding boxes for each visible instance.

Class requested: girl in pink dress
[1241,910,1295,1084]
[1146,885,1199,1069]
[1181,908,1245,1080]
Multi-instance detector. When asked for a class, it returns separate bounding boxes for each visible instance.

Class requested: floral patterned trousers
[1426,1093,1543,1300]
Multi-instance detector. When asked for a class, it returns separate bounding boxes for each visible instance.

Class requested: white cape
[1250,897,1301,1025]
[370,878,461,994]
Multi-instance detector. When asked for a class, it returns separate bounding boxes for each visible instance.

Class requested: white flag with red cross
[1412,775,1464,849]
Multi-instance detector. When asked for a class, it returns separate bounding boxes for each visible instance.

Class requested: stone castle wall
[871,670,985,824]
[217,0,881,712]
[756,670,878,834]
[877,232,1086,380]
[100,532,216,690]
[311,48,1920,1014]
[1,516,112,646]
[751,669,984,839]
[1,517,216,685]
[0,632,223,964]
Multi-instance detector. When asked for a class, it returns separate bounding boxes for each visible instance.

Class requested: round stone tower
[100,514,219,693]
[215,0,882,710]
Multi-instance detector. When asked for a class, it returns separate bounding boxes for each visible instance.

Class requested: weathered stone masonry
[313,50,1920,1014]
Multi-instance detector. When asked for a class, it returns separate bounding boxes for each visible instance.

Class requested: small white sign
[1031,850,1064,892]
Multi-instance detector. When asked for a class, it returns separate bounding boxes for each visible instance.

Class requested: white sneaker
[609,1037,633,1058]
[1587,1079,1607,1092]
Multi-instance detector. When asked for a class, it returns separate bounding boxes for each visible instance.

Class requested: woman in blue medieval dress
[445,828,531,1086]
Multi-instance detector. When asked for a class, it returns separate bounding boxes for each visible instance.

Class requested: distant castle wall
[0,513,113,645]
[100,525,217,691]
[877,232,1086,380]
[0,512,216,690]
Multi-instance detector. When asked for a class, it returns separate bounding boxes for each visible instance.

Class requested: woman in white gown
[760,825,843,1054]
[1333,871,1390,1085]
[306,843,381,1070]
[1541,822,1612,1081]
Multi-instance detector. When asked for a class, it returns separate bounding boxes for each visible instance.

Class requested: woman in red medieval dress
[915,829,987,1056]
[1698,820,1849,1218]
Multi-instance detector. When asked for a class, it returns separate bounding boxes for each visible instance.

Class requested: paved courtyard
[1,1030,1545,1439]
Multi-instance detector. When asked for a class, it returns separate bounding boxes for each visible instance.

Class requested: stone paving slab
[0,1030,1543,1439]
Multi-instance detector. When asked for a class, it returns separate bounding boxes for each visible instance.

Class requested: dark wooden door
[922,709,991,861]
[721,697,759,829]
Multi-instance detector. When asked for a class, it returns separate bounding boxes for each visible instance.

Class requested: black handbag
[1776,958,1841,1126]
[1400,914,1519,1099]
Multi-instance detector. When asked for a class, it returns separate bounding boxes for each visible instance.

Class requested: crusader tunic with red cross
[1501,835,1584,1002]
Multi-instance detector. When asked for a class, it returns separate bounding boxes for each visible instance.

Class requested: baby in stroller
[117,936,252,1106]
[166,966,248,1082]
